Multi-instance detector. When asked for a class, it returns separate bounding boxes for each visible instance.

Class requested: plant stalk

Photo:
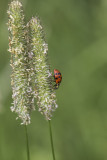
[25,125,30,160]
[48,120,56,160]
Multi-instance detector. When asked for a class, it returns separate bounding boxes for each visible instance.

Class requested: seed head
[7,1,35,125]
[27,17,58,120]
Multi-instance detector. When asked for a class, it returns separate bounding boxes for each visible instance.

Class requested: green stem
[25,125,30,160]
[48,120,56,160]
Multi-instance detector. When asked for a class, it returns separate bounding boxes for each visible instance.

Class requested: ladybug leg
[54,83,59,89]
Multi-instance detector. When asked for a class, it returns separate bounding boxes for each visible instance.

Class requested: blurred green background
[1,0,107,159]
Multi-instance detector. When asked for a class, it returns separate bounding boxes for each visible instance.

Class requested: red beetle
[54,69,62,89]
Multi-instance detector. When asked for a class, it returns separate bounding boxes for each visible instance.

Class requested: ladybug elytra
[54,69,62,89]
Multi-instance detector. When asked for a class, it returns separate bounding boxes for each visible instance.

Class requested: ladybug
[54,69,62,89]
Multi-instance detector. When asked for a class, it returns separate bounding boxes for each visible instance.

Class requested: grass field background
[0,0,107,160]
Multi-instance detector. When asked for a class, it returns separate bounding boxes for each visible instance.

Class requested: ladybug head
[54,69,60,73]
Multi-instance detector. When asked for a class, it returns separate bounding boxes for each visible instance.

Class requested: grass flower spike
[7,1,58,159]
[27,17,58,120]
[7,1,35,125]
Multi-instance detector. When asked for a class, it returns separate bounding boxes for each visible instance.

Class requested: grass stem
[25,125,30,160]
[48,120,56,160]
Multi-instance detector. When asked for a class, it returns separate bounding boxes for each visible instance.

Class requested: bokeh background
[0,0,107,159]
